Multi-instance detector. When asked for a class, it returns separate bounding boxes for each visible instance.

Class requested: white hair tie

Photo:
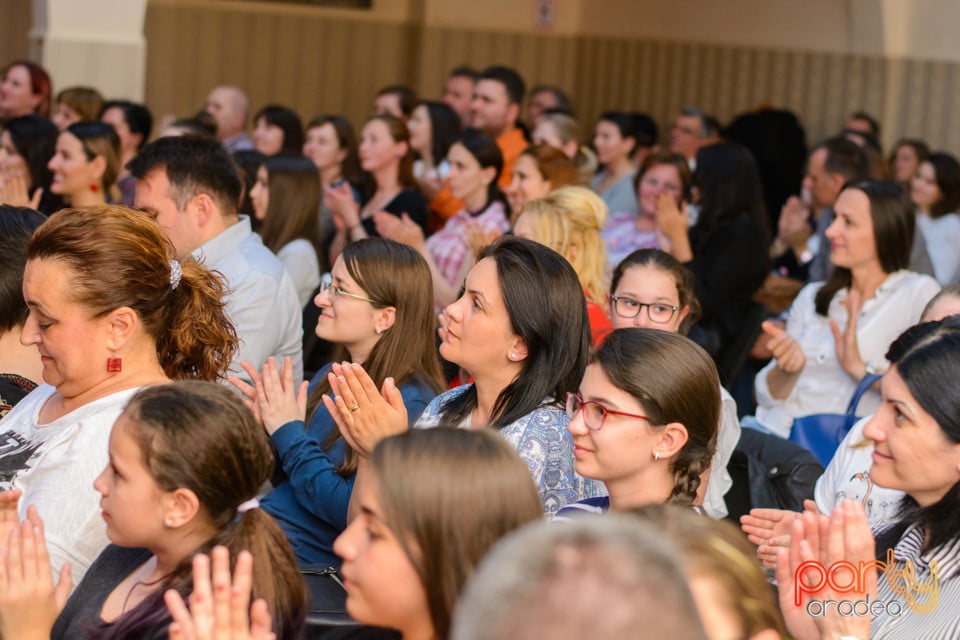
[169,259,183,290]
[237,498,260,513]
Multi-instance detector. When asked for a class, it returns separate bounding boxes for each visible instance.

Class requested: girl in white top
[250,154,323,307]
[754,180,939,438]
[910,152,960,285]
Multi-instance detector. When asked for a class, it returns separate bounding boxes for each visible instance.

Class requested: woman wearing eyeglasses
[232,238,444,565]
[556,328,720,518]
[605,248,740,518]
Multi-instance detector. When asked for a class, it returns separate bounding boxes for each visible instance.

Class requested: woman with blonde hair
[514,185,612,344]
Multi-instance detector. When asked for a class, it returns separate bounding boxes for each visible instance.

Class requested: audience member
[751,180,939,437]
[129,135,304,383]
[442,65,478,128]
[0,114,63,213]
[303,114,363,267]
[232,148,266,219]
[607,249,740,518]
[669,107,719,168]
[158,111,218,139]
[250,154,324,307]
[778,317,960,639]
[602,150,690,270]
[526,84,571,126]
[51,86,104,130]
[0,205,236,587]
[504,143,578,220]
[638,505,787,640]
[801,136,869,281]
[531,110,597,184]
[0,206,46,416]
[657,142,769,382]
[844,109,881,139]
[373,84,416,120]
[590,111,638,215]
[236,238,443,566]
[630,112,659,167]
[514,186,612,344]
[327,114,428,259]
[377,128,508,309]
[328,236,604,516]
[0,60,51,121]
[911,151,960,284]
[100,99,153,206]
[451,515,707,640]
[555,328,719,518]
[334,428,542,640]
[888,137,929,187]
[205,85,254,152]
[252,104,303,157]
[0,381,307,639]
[471,65,527,189]
[47,121,120,207]
[742,285,960,566]
[406,100,463,229]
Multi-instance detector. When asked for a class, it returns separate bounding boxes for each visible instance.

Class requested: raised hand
[165,546,276,640]
[775,500,874,640]
[0,172,42,209]
[0,507,72,640]
[325,183,361,230]
[255,357,309,436]
[740,500,819,568]
[321,361,408,457]
[830,288,869,380]
[373,211,425,249]
[762,320,806,374]
[227,361,265,426]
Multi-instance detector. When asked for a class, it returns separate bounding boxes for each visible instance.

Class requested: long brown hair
[814,180,914,316]
[373,428,542,640]
[314,238,444,474]
[592,329,719,506]
[100,381,307,638]
[28,205,237,380]
[259,154,325,266]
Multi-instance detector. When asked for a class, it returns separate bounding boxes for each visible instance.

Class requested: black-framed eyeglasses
[320,272,375,304]
[610,296,678,324]
[565,393,648,431]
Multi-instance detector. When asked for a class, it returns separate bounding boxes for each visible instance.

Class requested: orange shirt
[427,183,463,234]
[496,128,528,190]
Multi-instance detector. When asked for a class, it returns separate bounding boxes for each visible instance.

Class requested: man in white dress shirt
[129,135,302,383]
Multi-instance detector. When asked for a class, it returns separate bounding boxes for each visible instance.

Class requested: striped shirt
[872,523,960,639]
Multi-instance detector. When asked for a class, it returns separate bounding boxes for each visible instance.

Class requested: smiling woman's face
[863,365,960,507]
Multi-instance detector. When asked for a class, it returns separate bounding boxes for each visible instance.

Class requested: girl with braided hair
[556,328,720,517]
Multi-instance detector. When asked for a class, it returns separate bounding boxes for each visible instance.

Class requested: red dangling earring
[106,355,122,372]
[90,183,100,193]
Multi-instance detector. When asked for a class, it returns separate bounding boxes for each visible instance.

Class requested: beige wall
[4,0,960,154]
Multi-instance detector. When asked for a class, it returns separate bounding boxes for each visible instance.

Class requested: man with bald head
[204,85,253,153]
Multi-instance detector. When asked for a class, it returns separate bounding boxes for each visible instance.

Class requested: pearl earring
[164,519,173,527]
[375,327,382,335]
